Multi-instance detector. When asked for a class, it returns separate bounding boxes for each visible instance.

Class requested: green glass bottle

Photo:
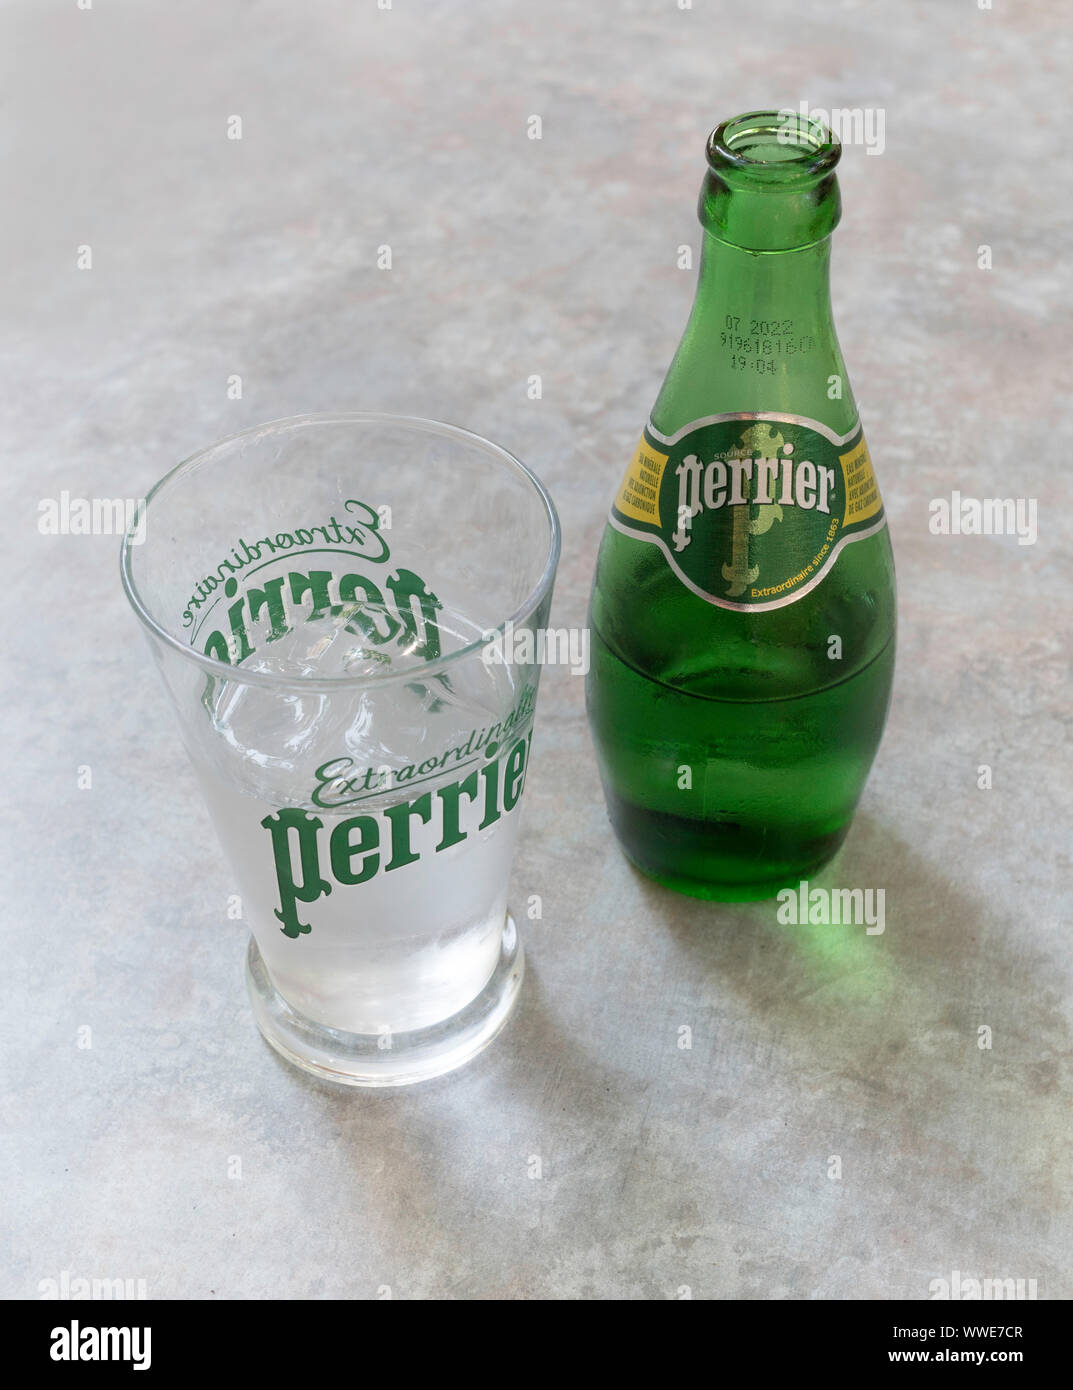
[587,111,896,901]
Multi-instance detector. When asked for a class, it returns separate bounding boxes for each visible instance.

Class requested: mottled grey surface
[4,0,1071,1300]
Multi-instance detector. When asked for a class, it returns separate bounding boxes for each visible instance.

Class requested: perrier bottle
[587,111,896,900]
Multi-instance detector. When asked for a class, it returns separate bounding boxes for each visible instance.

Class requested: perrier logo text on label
[610,412,885,611]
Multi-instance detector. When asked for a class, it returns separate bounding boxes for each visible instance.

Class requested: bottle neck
[696,229,835,315]
[699,114,842,251]
[694,228,842,353]
[651,227,855,434]
[648,110,858,434]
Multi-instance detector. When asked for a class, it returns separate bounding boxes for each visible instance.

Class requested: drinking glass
[120,413,560,1085]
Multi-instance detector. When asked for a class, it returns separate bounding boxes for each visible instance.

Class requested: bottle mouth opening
[708,110,841,182]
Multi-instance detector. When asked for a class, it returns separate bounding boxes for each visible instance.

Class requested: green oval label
[610,412,885,610]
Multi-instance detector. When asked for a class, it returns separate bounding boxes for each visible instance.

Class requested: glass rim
[119,411,562,693]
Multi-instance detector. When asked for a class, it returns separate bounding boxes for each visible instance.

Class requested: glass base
[244,916,524,1088]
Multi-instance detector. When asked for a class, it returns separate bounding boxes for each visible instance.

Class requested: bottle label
[609,412,885,611]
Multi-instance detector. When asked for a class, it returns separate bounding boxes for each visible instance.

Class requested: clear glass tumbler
[120,413,560,1085]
